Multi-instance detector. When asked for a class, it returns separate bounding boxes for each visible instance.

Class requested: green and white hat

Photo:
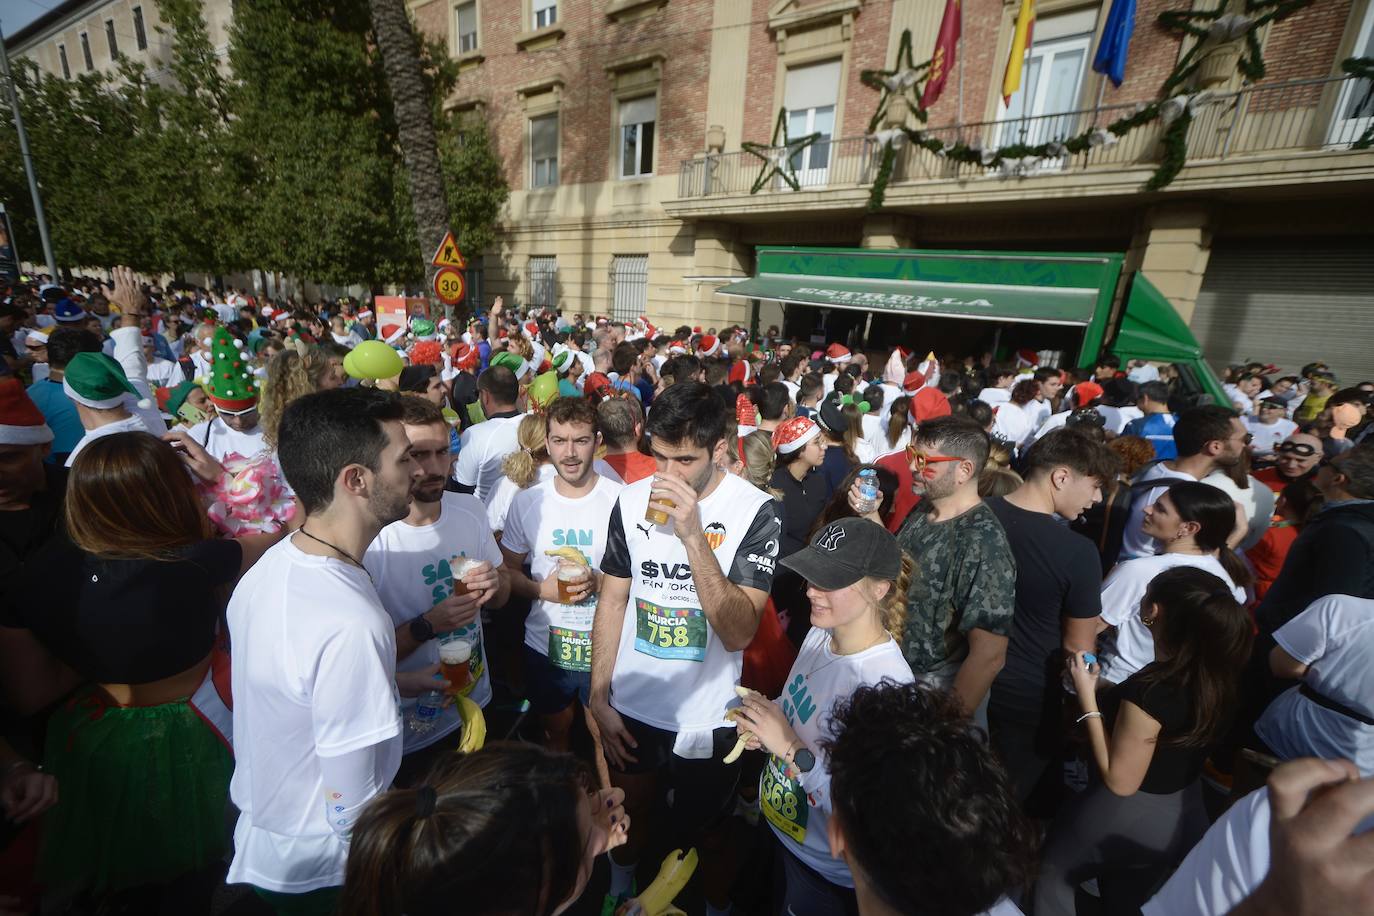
[62,352,153,410]
[203,326,258,413]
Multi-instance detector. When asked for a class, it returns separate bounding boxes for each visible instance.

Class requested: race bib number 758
[633,599,707,662]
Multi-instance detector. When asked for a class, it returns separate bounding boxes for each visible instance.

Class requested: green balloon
[346,341,403,380]
[529,371,559,407]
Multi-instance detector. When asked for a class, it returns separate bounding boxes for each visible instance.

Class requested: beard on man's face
[413,475,446,503]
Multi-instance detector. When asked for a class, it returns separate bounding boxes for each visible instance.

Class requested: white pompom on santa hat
[0,378,54,445]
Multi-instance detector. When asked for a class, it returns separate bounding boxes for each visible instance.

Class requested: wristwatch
[408,614,436,643]
[787,744,816,774]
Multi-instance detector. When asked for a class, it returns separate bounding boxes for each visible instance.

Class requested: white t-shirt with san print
[501,475,624,669]
[365,493,503,752]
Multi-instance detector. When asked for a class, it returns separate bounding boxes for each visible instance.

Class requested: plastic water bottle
[411,689,443,737]
[854,468,880,515]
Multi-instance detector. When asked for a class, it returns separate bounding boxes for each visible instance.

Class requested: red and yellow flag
[920,0,962,109]
[1002,0,1036,105]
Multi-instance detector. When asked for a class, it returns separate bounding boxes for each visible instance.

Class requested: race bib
[759,754,807,842]
[549,626,592,673]
[634,599,708,663]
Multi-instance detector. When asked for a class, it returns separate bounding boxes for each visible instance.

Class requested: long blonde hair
[259,348,326,447]
[500,413,549,488]
[872,553,914,639]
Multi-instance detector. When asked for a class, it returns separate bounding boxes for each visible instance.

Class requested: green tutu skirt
[39,688,233,896]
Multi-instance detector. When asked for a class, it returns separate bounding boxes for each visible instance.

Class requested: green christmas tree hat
[204,327,258,413]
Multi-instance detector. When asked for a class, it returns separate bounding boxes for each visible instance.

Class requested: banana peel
[723,685,756,763]
[454,694,486,753]
[544,546,589,566]
[615,848,698,916]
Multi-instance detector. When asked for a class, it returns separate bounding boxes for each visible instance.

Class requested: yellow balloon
[346,340,404,380]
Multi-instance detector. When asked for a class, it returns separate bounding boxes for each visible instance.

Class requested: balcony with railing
[672,75,1374,209]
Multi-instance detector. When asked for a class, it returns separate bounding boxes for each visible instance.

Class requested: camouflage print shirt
[895,501,1017,676]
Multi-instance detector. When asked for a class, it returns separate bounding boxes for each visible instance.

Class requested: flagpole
[1092,73,1107,126]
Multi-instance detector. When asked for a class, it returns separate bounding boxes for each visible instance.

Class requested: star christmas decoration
[860,28,933,134]
[742,108,821,194]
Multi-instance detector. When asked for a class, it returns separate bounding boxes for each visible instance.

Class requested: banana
[543,546,589,566]
[723,685,758,763]
[617,848,698,916]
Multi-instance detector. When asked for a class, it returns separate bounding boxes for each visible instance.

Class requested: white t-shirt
[1098,552,1244,682]
[1096,404,1143,435]
[1026,398,1053,433]
[977,386,1011,406]
[226,539,403,893]
[1245,416,1298,456]
[601,473,779,734]
[1255,595,1374,776]
[1033,409,1071,442]
[1224,384,1255,415]
[761,627,914,887]
[1144,783,1374,916]
[187,415,268,463]
[1119,462,1199,560]
[190,350,213,380]
[990,401,1033,449]
[146,357,185,388]
[487,460,620,533]
[452,414,523,503]
[781,379,800,404]
[65,414,161,467]
[501,475,624,666]
[365,493,504,752]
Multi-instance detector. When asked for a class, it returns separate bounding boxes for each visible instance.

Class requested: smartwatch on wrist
[787,743,816,774]
[408,614,436,643]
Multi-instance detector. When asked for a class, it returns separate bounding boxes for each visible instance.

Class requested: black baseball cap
[780,516,903,590]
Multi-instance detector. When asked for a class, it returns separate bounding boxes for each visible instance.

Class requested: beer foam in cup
[451,555,479,578]
[439,639,472,665]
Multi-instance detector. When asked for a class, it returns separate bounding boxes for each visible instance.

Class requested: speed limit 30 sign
[433,267,466,306]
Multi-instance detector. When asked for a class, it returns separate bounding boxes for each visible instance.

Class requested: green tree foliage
[0,0,507,284]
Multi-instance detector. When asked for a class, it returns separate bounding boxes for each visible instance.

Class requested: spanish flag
[1001,0,1036,105]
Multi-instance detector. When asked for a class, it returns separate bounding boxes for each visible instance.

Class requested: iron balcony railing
[676,75,1372,199]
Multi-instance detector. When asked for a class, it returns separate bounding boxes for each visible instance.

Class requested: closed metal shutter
[610,254,648,323]
[1191,238,1374,383]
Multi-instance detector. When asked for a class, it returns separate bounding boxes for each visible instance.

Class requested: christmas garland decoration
[742,108,822,193]
[853,0,1323,209]
[1343,57,1374,149]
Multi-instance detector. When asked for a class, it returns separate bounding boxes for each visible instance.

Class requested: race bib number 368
[633,599,707,662]
[760,755,808,842]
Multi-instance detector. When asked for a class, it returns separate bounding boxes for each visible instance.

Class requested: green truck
[714,246,1228,405]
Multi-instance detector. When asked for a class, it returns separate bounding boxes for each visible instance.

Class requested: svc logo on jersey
[815,525,845,551]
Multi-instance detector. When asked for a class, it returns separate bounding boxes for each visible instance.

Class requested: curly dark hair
[822,682,1035,915]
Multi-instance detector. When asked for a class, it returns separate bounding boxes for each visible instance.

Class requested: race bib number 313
[549,626,592,673]
[633,599,707,662]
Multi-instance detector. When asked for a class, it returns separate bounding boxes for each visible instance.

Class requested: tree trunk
[367,0,450,319]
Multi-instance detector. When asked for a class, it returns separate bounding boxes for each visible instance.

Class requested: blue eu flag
[1092,0,1137,88]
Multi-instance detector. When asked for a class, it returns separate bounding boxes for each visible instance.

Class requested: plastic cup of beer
[556,562,588,604]
[439,638,472,694]
[645,497,674,526]
[451,556,479,597]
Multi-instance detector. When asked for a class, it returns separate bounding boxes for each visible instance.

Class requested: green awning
[714,247,1123,328]
[1114,274,1229,404]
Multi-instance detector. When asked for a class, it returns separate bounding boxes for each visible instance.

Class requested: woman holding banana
[730,516,915,914]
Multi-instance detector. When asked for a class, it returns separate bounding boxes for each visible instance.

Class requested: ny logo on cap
[816,525,846,551]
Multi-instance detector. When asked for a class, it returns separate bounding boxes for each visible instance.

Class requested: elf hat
[697,334,721,357]
[0,378,54,445]
[772,416,820,455]
[62,352,153,410]
[551,345,574,374]
[165,379,201,418]
[54,298,87,323]
[410,318,438,342]
[826,343,851,364]
[203,326,259,412]
[489,350,530,379]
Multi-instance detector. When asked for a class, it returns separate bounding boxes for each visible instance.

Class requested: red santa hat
[524,321,539,338]
[826,342,851,364]
[1073,381,1105,406]
[1015,348,1039,369]
[736,394,758,437]
[381,323,406,345]
[909,387,952,424]
[0,378,54,445]
[450,342,479,373]
[667,342,689,356]
[357,309,373,319]
[697,334,721,357]
[771,416,820,455]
